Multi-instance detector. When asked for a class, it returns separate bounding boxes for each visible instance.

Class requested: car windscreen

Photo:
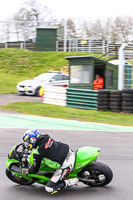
[34,74,52,81]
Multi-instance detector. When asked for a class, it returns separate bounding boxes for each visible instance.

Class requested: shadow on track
[7,184,115,200]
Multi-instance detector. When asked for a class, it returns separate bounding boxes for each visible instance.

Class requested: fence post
[56,40,58,51]
[89,40,92,52]
[64,19,67,52]
[68,39,71,52]
[5,42,8,48]
[118,43,128,90]
[20,42,24,49]
[106,44,109,60]
[102,40,106,54]
[76,39,78,52]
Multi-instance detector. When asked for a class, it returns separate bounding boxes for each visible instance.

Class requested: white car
[17,72,69,96]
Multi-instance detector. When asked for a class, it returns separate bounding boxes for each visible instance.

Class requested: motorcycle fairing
[74,146,100,170]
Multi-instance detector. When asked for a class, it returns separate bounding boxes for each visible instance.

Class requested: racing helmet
[23,129,41,149]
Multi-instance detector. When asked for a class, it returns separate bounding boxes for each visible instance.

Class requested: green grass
[0,73,30,93]
[0,48,113,94]
[0,49,99,75]
[1,48,133,126]
[1,102,133,126]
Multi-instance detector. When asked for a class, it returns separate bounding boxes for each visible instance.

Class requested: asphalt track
[1,128,133,200]
[1,94,133,199]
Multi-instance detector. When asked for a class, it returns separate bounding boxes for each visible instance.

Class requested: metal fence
[2,39,133,59]
[0,19,133,59]
[56,39,108,54]
[0,41,35,50]
[57,40,133,59]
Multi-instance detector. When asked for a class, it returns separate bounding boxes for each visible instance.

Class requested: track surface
[0,94,42,106]
[1,94,133,199]
[2,128,133,200]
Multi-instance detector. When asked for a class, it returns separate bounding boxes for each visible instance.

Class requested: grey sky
[0,0,133,21]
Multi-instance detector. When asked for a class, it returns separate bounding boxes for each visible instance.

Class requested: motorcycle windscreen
[8,145,18,160]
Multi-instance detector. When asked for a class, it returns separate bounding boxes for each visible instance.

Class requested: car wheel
[35,86,41,97]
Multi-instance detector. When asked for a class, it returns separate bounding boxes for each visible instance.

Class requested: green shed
[36,28,57,51]
[66,56,118,90]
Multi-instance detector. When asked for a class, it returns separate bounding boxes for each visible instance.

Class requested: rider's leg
[45,150,78,193]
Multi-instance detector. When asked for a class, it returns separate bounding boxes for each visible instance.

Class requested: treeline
[1,0,133,44]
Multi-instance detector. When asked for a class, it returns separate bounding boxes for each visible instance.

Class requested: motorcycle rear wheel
[6,169,34,185]
[79,162,113,187]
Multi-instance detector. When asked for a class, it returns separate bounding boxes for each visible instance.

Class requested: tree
[82,19,106,40]
[104,18,119,43]
[114,16,133,43]
[12,0,55,41]
[82,16,133,43]
[103,17,133,43]
[67,18,78,38]
[13,8,34,41]
[57,18,78,40]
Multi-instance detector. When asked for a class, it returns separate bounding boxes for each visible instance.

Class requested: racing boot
[64,178,79,187]
[47,179,79,194]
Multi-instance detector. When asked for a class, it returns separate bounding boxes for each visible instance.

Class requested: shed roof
[66,56,118,66]
[37,27,57,30]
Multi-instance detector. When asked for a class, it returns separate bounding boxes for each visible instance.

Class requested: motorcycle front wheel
[6,169,34,185]
[78,162,113,187]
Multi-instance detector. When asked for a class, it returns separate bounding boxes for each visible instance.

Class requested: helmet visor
[24,139,30,147]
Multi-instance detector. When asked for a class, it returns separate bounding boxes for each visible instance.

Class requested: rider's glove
[21,168,28,175]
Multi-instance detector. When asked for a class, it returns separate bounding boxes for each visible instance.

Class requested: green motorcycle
[6,143,113,187]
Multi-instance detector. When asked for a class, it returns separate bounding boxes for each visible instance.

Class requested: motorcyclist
[22,129,79,194]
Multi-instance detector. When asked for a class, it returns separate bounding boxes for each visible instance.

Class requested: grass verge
[1,102,133,126]
[0,49,114,94]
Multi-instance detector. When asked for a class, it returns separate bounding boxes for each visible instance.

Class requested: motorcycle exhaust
[79,178,96,184]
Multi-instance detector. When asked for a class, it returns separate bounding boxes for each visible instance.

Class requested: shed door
[94,62,106,88]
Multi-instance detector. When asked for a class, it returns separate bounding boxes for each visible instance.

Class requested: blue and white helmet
[23,129,41,149]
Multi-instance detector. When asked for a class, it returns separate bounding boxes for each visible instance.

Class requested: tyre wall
[42,86,67,106]
[41,87,133,113]
[109,90,122,112]
[122,89,133,113]
[42,87,98,109]
[98,90,122,112]
[98,89,133,113]
[97,90,110,111]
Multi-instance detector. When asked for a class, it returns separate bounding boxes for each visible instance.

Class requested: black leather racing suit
[28,134,69,174]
